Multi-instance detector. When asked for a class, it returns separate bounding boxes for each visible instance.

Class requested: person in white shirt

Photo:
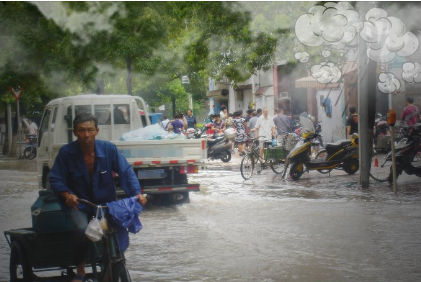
[254,107,276,158]
[161,116,170,130]
[28,119,38,136]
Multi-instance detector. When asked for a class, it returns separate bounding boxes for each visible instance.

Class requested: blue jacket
[50,139,141,210]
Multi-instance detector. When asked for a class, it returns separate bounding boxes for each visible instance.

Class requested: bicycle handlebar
[78,199,108,210]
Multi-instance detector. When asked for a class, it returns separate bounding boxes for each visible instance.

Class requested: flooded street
[1,158,421,282]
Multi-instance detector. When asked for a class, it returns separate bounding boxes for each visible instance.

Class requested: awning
[206,89,229,100]
[295,76,340,89]
[255,86,273,96]
[235,84,252,91]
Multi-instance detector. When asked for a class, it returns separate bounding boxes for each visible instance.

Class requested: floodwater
[1,158,421,282]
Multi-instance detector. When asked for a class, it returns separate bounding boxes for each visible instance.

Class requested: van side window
[51,106,57,132]
[94,105,111,125]
[106,104,130,125]
[38,108,51,147]
[75,105,91,116]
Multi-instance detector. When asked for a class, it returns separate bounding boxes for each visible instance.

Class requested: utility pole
[8,85,24,159]
[357,37,377,188]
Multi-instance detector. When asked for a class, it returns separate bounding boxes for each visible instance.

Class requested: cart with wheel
[240,138,288,180]
[4,189,132,282]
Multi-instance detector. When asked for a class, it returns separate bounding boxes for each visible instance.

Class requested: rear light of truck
[179,165,199,174]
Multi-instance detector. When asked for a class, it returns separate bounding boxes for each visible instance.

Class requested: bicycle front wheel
[112,261,131,282]
[270,159,285,174]
[369,152,390,182]
[240,154,254,180]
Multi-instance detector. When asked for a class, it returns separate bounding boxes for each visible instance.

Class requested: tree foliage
[1,2,317,119]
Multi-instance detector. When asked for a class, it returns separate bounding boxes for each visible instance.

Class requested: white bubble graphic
[295,2,363,49]
[402,62,421,83]
[294,52,310,63]
[377,72,401,94]
[311,62,342,84]
[322,50,331,58]
[360,8,419,63]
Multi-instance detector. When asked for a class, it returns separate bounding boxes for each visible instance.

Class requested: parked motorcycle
[206,129,234,162]
[387,125,421,183]
[188,124,233,162]
[282,118,359,180]
[373,113,391,153]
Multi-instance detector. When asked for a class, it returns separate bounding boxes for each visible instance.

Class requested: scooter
[387,125,421,183]
[190,124,233,162]
[373,113,391,153]
[282,116,359,180]
[207,134,232,162]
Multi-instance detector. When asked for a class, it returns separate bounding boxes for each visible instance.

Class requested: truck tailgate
[113,138,207,166]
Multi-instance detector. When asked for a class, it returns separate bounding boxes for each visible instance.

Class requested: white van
[37,94,206,204]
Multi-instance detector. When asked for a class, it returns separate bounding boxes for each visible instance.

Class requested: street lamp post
[182,75,192,111]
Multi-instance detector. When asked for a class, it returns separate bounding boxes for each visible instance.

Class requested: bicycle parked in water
[23,134,37,160]
[240,137,287,180]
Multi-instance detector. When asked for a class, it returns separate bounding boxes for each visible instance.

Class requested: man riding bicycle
[50,112,147,282]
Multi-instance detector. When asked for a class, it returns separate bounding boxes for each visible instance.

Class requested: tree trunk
[96,78,105,94]
[126,56,133,95]
[171,94,176,118]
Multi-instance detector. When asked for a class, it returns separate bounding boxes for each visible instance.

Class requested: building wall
[316,89,347,143]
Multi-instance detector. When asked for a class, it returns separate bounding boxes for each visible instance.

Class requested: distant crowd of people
[159,106,295,156]
[161,109,197,134]
[203,106,294,157]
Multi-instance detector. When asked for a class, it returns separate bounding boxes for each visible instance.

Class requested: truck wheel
[10,241,32,282]
[289,162,304,180]
[220,150,231,162]
[112,261,131,282]
[343,159,359,174]
[170,192,190,205]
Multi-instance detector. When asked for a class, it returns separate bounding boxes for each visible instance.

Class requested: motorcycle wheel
[314,149,332,174]
[369,152,390,182]
[289,162,304,180]
[343,159,359,174]
[23,146,36,160]
[220,150,231,163]
[240,154,254,180]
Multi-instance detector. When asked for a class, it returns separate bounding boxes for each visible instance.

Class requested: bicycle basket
[264,147,288,160]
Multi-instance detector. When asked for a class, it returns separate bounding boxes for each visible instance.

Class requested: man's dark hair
[257,108,262,114]
[406,96,414,104]
[247,109,253,114]
[349,106,357,114]
[221,105,227,111]
[73,112,98,130]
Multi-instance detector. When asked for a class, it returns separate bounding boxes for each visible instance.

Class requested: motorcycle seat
[325,140,351,154]
[208,137,224,146]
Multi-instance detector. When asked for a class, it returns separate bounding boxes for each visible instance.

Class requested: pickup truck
[36,94,206,204]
